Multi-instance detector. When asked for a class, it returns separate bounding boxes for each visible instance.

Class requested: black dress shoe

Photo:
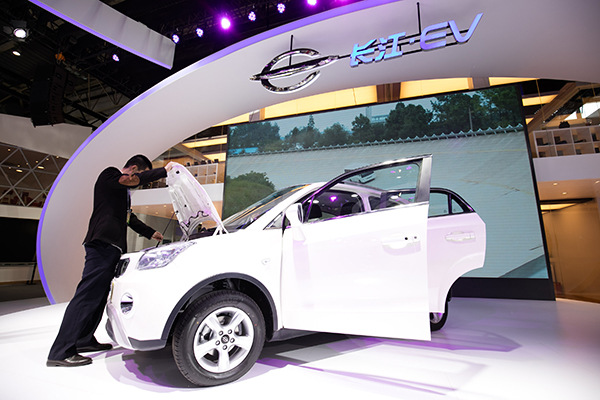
[77,343,113,353]
[47,354,92,367]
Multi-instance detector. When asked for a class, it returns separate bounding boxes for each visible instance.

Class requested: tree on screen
[385,102,433,139]
[222,171,275,218]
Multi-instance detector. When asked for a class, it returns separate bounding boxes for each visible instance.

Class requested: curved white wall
[38,0,600,303]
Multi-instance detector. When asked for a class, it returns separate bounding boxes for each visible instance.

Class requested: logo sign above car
[250,8,483,94]
[250,48,340,94]
[350,12,483,67]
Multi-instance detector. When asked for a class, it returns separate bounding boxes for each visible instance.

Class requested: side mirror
[284,203,306,241]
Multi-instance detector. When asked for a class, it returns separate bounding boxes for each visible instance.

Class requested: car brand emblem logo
[250,48,340,94]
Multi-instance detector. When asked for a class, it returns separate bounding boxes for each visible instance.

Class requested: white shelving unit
[187,163,220,185]
[533,125,600,158]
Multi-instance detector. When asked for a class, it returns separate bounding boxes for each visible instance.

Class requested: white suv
[106,155,486,386]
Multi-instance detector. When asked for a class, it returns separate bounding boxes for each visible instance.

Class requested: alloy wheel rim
[193,306,254,373]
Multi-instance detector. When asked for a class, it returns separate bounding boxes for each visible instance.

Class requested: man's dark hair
[124,154,153,171]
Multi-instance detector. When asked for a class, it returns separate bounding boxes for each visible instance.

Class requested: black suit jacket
[83,166,167,252]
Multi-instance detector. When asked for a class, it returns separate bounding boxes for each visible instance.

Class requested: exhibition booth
[35,0,600,303]
[1,0,600,398]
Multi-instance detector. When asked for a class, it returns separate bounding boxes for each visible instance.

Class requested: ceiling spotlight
[220,17,231,30]
[171,33,180,44]
[3,20,29,41]
[12,50,21,56]
[307,0,317,6]
[248,11,257,21]
[277,3,286,13]
[196,27,204,37]
[13,27,28,39]
[112,54,120,62]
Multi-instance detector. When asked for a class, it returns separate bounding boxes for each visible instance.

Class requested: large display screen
[223,85,550,283]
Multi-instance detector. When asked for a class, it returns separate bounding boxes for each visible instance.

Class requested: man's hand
[151,231,164,241]
[118,174,141,187]
[165,162,177,172]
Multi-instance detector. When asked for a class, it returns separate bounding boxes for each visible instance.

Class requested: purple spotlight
[220,17,231,30]
[248,11,256,21]
[307,0,317,6]
[196,28,204,37]
[171,34,179,44]
[329,196,337,202]
[277,3,286,13]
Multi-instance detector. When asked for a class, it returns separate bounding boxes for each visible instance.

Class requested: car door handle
[445,231,475,242]
[382,234,420,250]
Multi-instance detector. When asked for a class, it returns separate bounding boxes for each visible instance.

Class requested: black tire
[429,299,449,332]
[172,290,265,386]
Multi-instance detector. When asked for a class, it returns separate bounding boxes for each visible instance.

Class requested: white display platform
[1,297,599,399]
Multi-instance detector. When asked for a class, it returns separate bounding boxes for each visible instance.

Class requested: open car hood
[166,163,226,239]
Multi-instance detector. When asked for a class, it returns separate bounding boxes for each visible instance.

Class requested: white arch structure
[38,0,600,303]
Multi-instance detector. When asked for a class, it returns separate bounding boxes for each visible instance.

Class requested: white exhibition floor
[1,297,599,400]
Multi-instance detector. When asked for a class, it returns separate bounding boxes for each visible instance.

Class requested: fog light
[121,293,134,314]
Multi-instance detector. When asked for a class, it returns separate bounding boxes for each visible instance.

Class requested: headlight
[137,241,195,271]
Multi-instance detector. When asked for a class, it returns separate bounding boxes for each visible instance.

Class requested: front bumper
[106,303,166,351]
[106,303,133,349]
[105,263,177,352]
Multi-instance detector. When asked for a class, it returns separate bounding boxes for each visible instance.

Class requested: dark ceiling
[0,0,357,129]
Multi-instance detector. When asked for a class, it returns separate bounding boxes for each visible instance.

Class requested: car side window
[361,162,421,211]
[266,212,284,229]
[368,196,380,210]
[429,192,450,217]
[451,198,467,214]
[429,191,471,217]
[302,159,426,223]
[305,189,364,222]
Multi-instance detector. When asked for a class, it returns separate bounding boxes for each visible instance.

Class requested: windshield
[222,185,307,231]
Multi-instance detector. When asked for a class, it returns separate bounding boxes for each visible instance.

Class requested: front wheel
[172,290,265,386]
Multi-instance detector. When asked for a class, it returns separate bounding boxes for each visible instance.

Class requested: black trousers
[48,241,120,360]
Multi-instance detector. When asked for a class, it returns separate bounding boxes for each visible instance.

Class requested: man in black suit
[47,155,174,367]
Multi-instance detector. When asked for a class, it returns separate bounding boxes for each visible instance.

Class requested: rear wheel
[429,299,449,331]
[172,290,265,386]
